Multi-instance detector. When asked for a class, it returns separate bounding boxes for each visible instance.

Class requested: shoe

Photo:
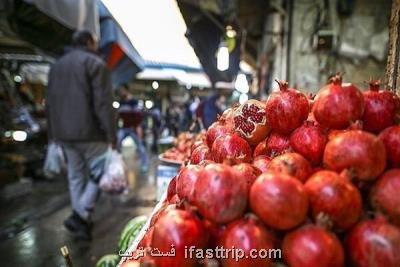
[64,211,93,241]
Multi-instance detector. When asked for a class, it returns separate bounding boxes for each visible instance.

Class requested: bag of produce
[99,149,128,194]
[43,142,66,179]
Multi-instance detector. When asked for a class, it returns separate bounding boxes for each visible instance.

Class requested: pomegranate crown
[329,72,343,85]
[348,120,364,130]
[275,79,289,91]
[365,79,381,91]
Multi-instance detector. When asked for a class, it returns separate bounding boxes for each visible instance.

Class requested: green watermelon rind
[118,215,148,253]
[95,254,120,267]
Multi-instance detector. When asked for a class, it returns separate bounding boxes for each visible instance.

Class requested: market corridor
[0,158,158,267]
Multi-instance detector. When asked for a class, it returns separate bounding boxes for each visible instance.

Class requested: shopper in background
[201,93,226,128]
[150,105,162,153]
[189,96,200,119]
[166,105,180,136]
[178,103,192,132]
[46,30,116,240]
[117,84,149,172]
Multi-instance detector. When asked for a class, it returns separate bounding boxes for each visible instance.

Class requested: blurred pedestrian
[117,84,149,172]
[47,30,116,240]
[201,93,226,128]
[150,105,162,153]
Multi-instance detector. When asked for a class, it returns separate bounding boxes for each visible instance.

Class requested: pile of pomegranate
[122,74,400,267]
[162,132,206,163]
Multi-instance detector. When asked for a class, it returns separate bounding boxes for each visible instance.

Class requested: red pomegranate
[371,169,400,226]
[346,217,400,267]
[283,225,344,267]
[267,152,312,183]
[220,104,239,127]
[266,80,309,134]
[206,120,234,148]
[212,133,252,165]
[233,99,271,145]
[379,125,400,167]
[252,155,272,173]
[220,214,276,267]
[190,144,212,164]
[168,194,181,205]
[327,120,363,141]
[138,226,154,248]
[253,138,268,158]
[253,132,291,158]
[313,73,364,129]
[194,163,248,224]
[152,209,208,267]
[150,203,177,227]
[167,176,177,202]
[203,219,226,249]
[233,163,261,192]
[290,121,327,165]
[362,80,399,133]
[176,165,203,203]
[250,172,308,230]
[191,140,205,153]
[323,130,386,181]
[304,170,362,230]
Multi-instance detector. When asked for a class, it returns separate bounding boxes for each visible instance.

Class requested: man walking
[47,30,116,240]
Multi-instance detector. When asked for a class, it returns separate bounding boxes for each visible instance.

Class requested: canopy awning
[136,67,211,88]
[2,1,144,87]
[101,0,202,70]
[98,1,144,87]
[24,0,99,36]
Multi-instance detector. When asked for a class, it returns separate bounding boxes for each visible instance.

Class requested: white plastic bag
[99,150,128,194]
[43,142,66,179]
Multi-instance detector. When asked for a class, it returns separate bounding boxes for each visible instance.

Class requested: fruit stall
[91,2,400,266]
[93,69,400,267]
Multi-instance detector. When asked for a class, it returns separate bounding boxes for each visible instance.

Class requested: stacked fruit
[122,74,400,267]
[162,132,206,163]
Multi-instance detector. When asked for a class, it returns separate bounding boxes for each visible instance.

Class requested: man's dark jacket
[47,47,116,143]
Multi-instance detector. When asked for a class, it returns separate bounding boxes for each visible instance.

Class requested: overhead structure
[102,0,209,88]
[98,1,144,87]
[1,0,146,86]
[176,0,270,86]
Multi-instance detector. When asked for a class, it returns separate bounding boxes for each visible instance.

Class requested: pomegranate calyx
[365,79,381,91]
[316,212,334,230]
[348,120,364,130]
[275,79,289,91]
[304,120,317,127]
[244,212,259,222]
[339,169,355,181]
[329,72,343,85]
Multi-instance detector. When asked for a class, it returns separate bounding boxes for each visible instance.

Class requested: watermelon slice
[118,215,148,254]
[96,254,120,267]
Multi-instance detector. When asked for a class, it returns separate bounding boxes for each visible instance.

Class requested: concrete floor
[0,152,159,267]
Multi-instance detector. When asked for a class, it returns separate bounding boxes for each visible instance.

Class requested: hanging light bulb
[152,81,159,90]
[235,73,249,94]
[145,100,154,109]
[217,41,229,71]
[226,25,237,38]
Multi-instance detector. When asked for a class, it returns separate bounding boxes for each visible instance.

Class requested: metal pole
[60,246,74,267]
